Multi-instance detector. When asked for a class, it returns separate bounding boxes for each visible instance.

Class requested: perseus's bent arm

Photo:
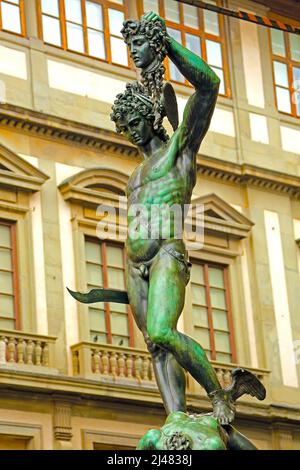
[168,37,220,92]
[167,37,220,154]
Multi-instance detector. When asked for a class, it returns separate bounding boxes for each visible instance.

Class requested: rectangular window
[190,261,236,364]
[0,0,25,36]
[139,0,230,96]
[85,238,134,347]
[0,221,19,330]
[271,28,300,117]
[38,0,129,66]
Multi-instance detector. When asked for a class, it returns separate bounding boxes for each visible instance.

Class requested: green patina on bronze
[68,11,266,442]
[110,11,234,422]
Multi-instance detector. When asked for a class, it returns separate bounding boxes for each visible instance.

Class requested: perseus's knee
[148,327,173,348]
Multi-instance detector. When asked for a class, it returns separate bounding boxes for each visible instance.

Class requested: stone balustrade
[0,330,57,369]
[71,342,156,386]
[71,342,269,394]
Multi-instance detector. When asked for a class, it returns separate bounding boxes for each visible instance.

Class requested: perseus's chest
[127,148,178,197]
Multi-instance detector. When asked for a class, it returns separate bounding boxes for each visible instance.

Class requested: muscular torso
[126,139,196,263]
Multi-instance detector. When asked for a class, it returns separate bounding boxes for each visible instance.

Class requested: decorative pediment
[0,143,49,192]
[190,193,254,240]
[58,167,128,208]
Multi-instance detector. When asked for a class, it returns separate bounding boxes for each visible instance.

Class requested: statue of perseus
[68,11,266,450]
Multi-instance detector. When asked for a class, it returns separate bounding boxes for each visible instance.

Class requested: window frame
[190,259,236,364]
[138,0,231,97]
[36,0,130,68]
[85,236,135,347]
[0,0,26,37]
[0,219,20,330]
[269,28,300,119]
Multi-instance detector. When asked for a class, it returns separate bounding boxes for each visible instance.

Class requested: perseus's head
[110,82,168,146]
[121,18,169,69]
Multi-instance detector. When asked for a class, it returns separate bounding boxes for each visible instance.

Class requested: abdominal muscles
[127,177,187,263]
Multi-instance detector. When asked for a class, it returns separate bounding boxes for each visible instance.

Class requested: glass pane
[205,349,211,360]
[276,87,291,114]
[86,263,103,286]
[191,285,206,306]
[208,267,224,288]
[293,67,300,90]
[295,92,300,116]
[42,15,61,46]
[0,248,12,271]
[86,1,103,30]
[5,0,19,3]
[110,0,123,4]
[1,3,21,34]
[216,352,231,363]
[107,245,123,267]
[210,288,226,309]
[167,29,184,82]
[191,263,204,284]
[89,308,106,331]
[109,9,124,37]
[274,61,289,87]
[215,331,231,353]
[186,34,201,57]
[111,312,128,335]
[183,4,199,29]
[212,309,228,331]
[85,241,101,263]
[107,267,125,289]
[112,335,129,347]
[90,331,107,343]
[206,40,222,68]
[0,272,13,295]
[211,66,225,94]
[192,306,208,328]
[168,27,181,43]
[0,318,15,330]
[41,0,59,17]
[67,22,84,52]
[271,29,286,57]
[110,302,127,313]
[88,29,105,59]
[290,34,300,62]
[194,327,210,349]
[165,0,180,23]
[110,36,128,66]
[0,295,14,318]
[144,0,159,14]
[65,0,82,24]
[204,10,219,36]
[0,225,11,248]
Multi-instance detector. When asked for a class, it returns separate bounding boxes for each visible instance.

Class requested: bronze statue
[68,11,265,443]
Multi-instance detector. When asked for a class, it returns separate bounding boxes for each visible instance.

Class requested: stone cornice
[0,104,138,158]
[1,104,300,197]
[0,369,300,425]
[197,156,300,199]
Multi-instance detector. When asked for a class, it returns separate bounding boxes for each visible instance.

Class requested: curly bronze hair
[121,18,170,129]
[110,81,169,143]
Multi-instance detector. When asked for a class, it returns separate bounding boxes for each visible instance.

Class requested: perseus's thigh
[126,262,149,334]
[147,250,187,332]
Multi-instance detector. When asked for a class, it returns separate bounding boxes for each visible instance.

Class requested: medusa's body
[137,412,257,451]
